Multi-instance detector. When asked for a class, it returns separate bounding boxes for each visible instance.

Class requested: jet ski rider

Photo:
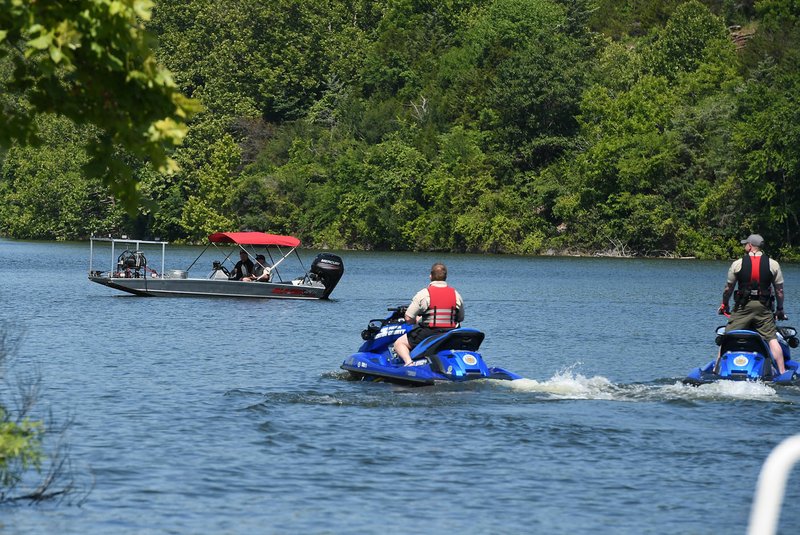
[718,233,788,374]
[393,262,465,367]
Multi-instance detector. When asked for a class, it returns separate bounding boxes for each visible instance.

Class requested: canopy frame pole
[269,247,296,281]
[185,242,213,272]
[295,249,310,280]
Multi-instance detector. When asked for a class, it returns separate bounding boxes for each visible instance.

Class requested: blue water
[1,238,799,534]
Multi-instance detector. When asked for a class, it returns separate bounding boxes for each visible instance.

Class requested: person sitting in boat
[719,233,788,374]
[229,250,254,281]
[243,254,271,282]
[393,262,465,366]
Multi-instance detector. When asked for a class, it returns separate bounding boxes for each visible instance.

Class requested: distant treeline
[2,0,799,259]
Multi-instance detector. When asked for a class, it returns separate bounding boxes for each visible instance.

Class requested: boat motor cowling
[310,253,344,299]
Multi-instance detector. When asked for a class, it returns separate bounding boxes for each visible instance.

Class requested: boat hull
[89,276,326,299]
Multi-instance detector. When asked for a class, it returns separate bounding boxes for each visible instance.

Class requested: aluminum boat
[88,232,344,299]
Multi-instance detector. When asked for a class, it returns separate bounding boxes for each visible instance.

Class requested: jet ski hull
[341,307,521,387]
[342,350,521,387]
[684,327,800,386]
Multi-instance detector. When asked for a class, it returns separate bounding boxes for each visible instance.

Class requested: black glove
[718,303,730,316]
[775,309,788,321]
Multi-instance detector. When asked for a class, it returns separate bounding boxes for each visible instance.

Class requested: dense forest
[1,0,799,259]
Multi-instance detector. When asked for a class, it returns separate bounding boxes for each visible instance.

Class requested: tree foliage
[2,0,800,258]
[0,328,43,500]
[0,0,200,211]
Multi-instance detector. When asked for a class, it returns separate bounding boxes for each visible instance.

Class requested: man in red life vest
[719,234,788,373]
[393,262,465,366]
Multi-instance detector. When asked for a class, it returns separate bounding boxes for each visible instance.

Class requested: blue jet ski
[684,326,800,385]
[341,306,522,386]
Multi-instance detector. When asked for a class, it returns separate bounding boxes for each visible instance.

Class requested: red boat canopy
[208,232,301,247]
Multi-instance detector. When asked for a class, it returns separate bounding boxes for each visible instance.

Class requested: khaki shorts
[726,300,777,340]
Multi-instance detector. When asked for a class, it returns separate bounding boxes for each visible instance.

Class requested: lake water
[1,238,799,534]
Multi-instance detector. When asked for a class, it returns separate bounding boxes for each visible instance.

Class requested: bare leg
[769,338,787,374]
[393,334,413,366]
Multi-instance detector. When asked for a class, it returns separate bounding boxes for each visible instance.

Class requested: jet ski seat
[410,328,485,360]
[720,330,771,357]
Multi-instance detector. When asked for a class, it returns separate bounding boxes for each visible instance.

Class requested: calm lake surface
[1,238,799,534]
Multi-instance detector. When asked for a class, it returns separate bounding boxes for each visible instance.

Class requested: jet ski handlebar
[386,306,408,321]
[361,306,408,340]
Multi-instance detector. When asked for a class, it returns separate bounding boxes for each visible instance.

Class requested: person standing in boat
[393,262,465,366]
[229,249,254,281]
[243,254,271,282]
[719,234,788,374]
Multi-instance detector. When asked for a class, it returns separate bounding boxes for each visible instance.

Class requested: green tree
[740,0,800,73]
[5,0,800,257]
[0,0,200,212]
[549,1,741,255]
[732,66,800,251]
[0,414,42,491]
[150,0,376,120]
[0,328,45,501]
[179,132,241,241]
[0,113,125,240]
[645,0,731,80]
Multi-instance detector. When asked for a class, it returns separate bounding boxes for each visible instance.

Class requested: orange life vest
[421,285,458,328]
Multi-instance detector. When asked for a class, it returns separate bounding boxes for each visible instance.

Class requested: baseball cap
[740,234,765,247]
[255,254,266,261]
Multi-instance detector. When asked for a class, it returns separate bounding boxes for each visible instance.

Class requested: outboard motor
[310,253,344,299]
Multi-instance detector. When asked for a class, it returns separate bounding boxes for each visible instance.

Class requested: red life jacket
[736,254,773,304]
[421,285,458,328]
